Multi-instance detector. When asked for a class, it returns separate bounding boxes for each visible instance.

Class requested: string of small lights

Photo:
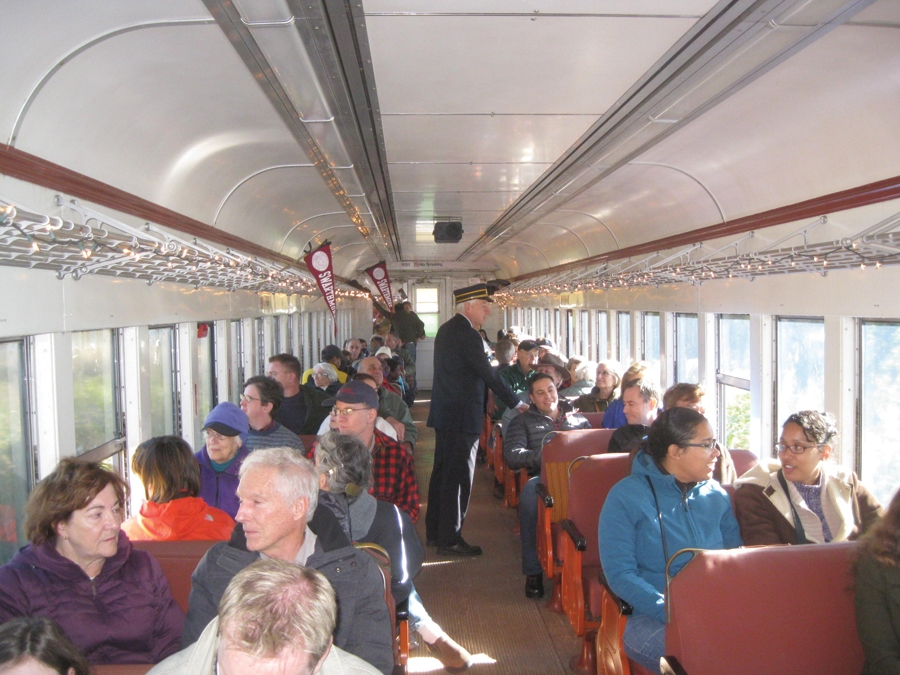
[0,196,370,299]
[493,215,900,305]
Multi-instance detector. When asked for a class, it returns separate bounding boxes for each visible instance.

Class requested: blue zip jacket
[599,450,742,623]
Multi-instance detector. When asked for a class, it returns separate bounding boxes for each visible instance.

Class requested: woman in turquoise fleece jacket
[599,407,742,674]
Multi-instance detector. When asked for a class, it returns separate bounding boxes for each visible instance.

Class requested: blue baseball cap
[203,402,249,439]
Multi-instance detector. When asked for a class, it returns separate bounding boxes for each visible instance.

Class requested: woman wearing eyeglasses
[599,407,742,674]
[195,402,250,519]
[733,410,882,546]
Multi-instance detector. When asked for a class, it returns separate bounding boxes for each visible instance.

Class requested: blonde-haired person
[123,435,234,541]
[600,361,649,428]
[734,411,882,545]
[574,359,623,414]
[149,559,380,675]
[855,488,900,675]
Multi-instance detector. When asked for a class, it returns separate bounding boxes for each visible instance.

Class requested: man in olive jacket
[182,447,393,675]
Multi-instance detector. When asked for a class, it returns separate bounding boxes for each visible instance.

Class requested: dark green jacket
[856,552,900,675]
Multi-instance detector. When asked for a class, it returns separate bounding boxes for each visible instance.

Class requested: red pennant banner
[304,243,338,336]
[365,261,394,313]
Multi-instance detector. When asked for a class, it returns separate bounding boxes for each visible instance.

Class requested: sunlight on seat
[408,653,497,673]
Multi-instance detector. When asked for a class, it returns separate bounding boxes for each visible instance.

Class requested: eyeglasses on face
[775,442,824,455]
[240,394,260,403]
[682,439,718,453]
[329,406,371,417]
[204,430,231,441]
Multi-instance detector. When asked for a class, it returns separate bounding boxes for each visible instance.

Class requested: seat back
[567,453,632,567]
[540,429,615,523]
[665,542,863,675]
[131,539,222,613]
[582,412,606,429]
[728,448,758,477]
[354,542,404,670]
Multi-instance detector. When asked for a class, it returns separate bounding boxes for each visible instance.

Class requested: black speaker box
[433,221,463,243]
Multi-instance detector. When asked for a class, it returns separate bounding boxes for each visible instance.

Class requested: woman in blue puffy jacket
[599,408,742,674]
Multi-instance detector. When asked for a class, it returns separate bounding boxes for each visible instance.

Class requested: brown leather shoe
[426,634,473,672]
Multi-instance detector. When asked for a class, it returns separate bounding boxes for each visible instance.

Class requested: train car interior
[1,1,899,674]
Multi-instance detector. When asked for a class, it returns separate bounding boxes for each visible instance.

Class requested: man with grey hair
[182,447,393,675]
[149,559,380,675]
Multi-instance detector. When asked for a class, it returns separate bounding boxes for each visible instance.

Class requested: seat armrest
[598,575,633,616]
[561,518,586,551]
[396,598,409,622]
[660,656,688,675]
[535,482,553,508]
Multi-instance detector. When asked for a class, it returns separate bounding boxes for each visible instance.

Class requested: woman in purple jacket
[0,458,184,665]
[195,402,249,519]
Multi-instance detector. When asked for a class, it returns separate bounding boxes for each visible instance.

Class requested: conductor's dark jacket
[427,313,521,435]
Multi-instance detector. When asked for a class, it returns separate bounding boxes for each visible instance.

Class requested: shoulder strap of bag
[776,470,811,545]
[645,476,670,566]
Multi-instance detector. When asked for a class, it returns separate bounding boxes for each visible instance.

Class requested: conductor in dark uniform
[426,283,526,556]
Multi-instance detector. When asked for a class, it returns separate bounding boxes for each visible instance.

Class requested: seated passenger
[123,436,235,541]
[195,402,249,519]
[0,616,90,675]
[301,345,349,386]
[662,383,737,484]
[601,361,649,429]
[314,432,473,673]
[240,375,305,453]
[503,372,592,599]
[267,354,331,435]
[0,458,184,664]
[734,410,882,545]
[496,339,540,419]
[599,408,742,674]
[574,358,622,414]
[310,362,342,396]
[855,487,900,675]
[182,447,393,675]
[316,374,399,441]
[149,559,380,675]
[558,357,595,398]
[608,378,659,455]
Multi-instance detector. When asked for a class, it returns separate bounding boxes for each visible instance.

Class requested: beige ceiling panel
[366,14,702,114]
[365,1,718,14]
[382,115,597,164]
[216,167,357,255]
[388,162,552,193]
[563,163,724,251]
[392,191,521,214]
[636,24,900,227]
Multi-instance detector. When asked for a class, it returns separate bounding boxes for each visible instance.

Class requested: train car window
[578,310,589,357]
[0,339,31,565]
[858,320,900,505]
[71,329,122,455]
[229,320,244,402]
[596,311,609,361]
[285,313,295,356]
[775,317,825,429]
[197,322,217,430]
[617,311,632,365]
[642,312,661,385]
[148,326,179,437]
[414,287,440,337]
[273,316,283,354]
[675,313,699,383]
[255,317,266,373]
[717,314,751,451]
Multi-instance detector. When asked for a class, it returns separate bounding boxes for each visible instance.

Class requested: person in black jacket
[426,284,526,556]
[503,373,592,598]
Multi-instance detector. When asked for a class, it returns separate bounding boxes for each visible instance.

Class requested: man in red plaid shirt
[325,380,420,522]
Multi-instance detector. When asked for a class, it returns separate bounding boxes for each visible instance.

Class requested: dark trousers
[426,428,480,546]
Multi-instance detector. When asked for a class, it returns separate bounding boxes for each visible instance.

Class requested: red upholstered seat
[727,448,758,477]
[560,453,632,674]
[663,542,863,675]
[582,412,606,429]
[537,429,615,611]
[131,539,222,613]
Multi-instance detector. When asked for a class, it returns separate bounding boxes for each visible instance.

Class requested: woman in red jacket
[123,436,234,541]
